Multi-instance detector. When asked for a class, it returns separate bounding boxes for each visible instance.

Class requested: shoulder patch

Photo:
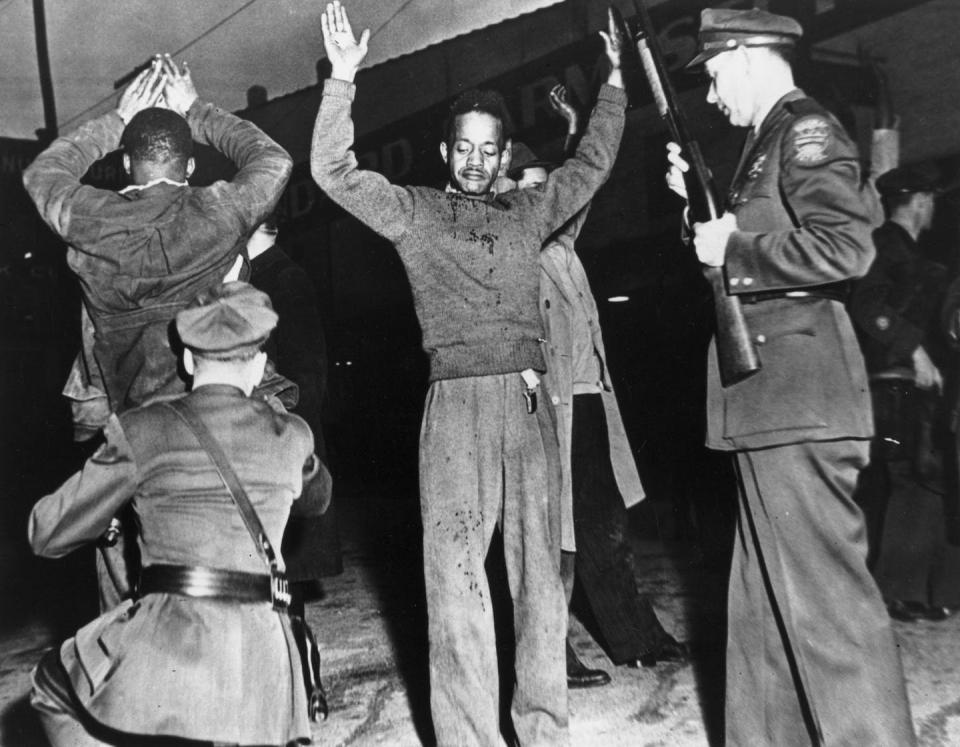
[789,115,833,165]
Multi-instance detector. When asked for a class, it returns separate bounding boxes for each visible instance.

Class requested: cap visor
[685,49,720,69]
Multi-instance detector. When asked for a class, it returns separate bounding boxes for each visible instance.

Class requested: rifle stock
[624,4,761,387]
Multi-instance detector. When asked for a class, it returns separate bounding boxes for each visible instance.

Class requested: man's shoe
[566,642,611,689]
[631,635,689,669]
[920,605,956,621]
[887,599,920,622]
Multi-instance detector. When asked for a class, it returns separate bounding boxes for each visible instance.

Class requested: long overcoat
[540,238,644,551]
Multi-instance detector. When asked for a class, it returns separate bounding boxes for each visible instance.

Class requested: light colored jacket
[539,220,645,551]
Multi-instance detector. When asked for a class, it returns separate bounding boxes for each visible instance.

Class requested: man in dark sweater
[310,3,625,744]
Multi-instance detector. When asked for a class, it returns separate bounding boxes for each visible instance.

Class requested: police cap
[875,162,944,196]
[687,8,803,68]
[176,281,277,354]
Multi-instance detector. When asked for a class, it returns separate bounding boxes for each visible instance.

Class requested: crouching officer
[28,281,320,747]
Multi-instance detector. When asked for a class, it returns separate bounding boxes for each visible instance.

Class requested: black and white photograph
[1,0,960,744]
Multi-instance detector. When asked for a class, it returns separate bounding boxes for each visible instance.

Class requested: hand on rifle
[665,142,689,201]
[116,57,166,125]
[321,1,370,83]
[691,213,737,267]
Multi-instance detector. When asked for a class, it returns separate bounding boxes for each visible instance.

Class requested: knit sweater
[311,77,626,381]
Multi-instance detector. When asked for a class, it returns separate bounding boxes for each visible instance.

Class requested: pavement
[1,476,960,746]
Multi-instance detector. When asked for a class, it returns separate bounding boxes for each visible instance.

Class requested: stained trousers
[727,440,915,746]
[565,394,668,662]
[419,374,568,747]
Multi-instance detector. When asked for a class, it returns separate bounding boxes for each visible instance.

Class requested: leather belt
[138,564,276,604]
[870,369,915,383]
[738,284,849,305]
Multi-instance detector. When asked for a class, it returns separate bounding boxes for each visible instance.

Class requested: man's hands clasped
[116,54,199,124]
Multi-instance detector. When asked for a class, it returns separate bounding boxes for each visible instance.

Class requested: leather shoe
[631,634,689,669]
[887,600,921,622]
[566,642,611,689]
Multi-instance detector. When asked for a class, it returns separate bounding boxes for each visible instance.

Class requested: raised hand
[321,1,370,82]
[548,84,579,134]
[665,142,689,201]
[116,58,166,124]
[161,55,198,117]
[599,7,624,72]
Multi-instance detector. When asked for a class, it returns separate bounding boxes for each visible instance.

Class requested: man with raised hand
[310,2,626,743]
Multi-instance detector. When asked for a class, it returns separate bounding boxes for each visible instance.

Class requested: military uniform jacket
[706,89,878,450]
[28,385,315,745]
[540,210,645,551]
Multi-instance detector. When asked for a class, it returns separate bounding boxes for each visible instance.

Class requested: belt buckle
[271,571,291,610]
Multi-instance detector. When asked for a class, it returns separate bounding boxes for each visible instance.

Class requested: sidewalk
[1,478,959,745]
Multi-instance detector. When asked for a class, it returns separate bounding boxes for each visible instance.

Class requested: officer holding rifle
[664,8,915,745]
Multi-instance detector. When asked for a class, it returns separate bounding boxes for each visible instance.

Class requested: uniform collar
[754,88,805,135]
[188,383,248,399]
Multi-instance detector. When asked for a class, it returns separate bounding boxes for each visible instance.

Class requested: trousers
[419,373,567,747]
[564,394,669,661]
[873,459,960,607]
[727,440,915,746]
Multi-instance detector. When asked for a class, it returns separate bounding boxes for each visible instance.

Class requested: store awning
[0,0,564,139]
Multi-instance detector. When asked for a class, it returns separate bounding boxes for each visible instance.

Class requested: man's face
[705,49,757,128]
[517,166,548,190]
[441,111,504,195]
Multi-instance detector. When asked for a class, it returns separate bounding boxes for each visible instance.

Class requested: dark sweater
[311,77,626,381]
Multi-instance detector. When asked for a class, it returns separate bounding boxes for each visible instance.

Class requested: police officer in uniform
[666,8,915,745]
[850,164,955,620]
[28,282,319,747]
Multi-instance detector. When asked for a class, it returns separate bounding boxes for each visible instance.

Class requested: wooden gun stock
[622,4,760,387]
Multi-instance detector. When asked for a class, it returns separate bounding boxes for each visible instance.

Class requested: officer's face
[705,50,756,128]
[440,111,505,195]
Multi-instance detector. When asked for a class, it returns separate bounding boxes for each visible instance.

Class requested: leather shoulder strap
[164,398,278,574]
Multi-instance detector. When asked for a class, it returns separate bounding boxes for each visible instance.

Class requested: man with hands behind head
[311,3,626,744]
[665,8,914,746]
[24,55,294,610]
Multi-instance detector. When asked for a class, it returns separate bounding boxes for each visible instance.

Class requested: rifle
[619,4,761,387]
